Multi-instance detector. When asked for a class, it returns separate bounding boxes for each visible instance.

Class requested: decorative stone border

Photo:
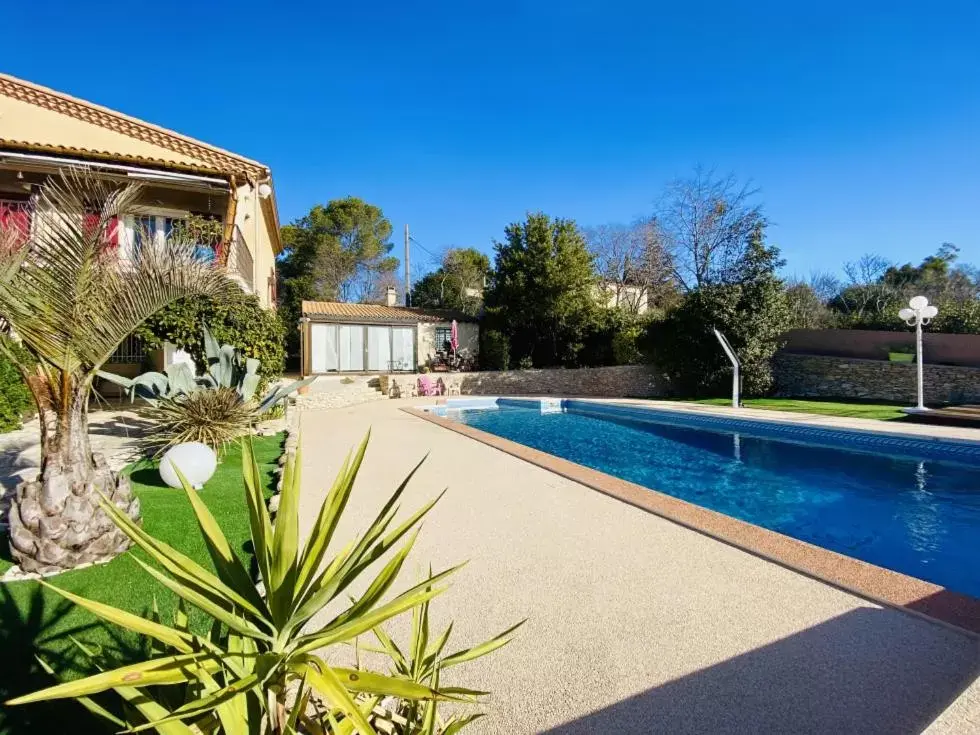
[403,406,980,636]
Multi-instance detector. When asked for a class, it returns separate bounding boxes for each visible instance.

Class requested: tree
[411,247,490,316]
[583,218,677,316]
[0,173,234,573]
[483,213,598,367]
[647,225,790,396]
[655,167,766,290]
[277,197,398,357]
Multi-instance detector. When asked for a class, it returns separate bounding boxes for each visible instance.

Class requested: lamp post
[898,296,938,412]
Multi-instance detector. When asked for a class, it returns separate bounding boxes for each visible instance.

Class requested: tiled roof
[302,301,475,324]
[0,73,268,178]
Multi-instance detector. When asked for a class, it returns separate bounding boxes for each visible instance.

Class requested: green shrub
[479,329,510,370]
[0,337,34,433]
[135,291,286,392]
[612,323,645,365]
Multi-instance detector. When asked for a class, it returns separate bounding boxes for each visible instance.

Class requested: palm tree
[0,172,236,573]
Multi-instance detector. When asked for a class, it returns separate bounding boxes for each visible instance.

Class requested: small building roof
[302,301,475,324]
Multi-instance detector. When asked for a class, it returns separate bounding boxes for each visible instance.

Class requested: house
[300,288,479,375]
[594,281,650,314]
[0,72,283,378]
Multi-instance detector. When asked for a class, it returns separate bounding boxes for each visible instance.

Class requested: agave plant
[144,387,259,457]
[0,172,236,573]
[7,434,519,734]
[100,323,312,414]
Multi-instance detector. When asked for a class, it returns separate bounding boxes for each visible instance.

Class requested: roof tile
[302,301,474,324]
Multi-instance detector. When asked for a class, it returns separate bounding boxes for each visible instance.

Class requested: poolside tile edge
[402,406,980,638]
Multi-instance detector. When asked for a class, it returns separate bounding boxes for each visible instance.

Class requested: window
[435,327,452,352]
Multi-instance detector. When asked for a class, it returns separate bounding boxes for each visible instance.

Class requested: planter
[888,352,915,363]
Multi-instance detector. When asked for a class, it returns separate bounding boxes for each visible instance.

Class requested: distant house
[0,72,283,382]
[594,281,650,314]
[300,289,479,375]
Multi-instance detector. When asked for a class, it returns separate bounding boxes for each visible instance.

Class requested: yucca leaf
[172,465,270,619]
[440,620,526,669]
[326,667,467,702]
[241,436,274,586]
[339,490,445,594]
[293,567,461,654]
[126,674,259,733]
[296,439,367,595]
[38,581,194,653]
[442,713,486,734]
[131,557,271,642]
[372,625,409,674]
[284,670,310,734]
[6,653,216,704]
[326,529,419,631]
[100,495,269,626]
[35,655,127,728]
[423,622,454,673]
[301,664,377,735]
[270,448,301,625]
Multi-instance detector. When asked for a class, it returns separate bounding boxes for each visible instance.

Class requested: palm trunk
[7,371,142,573]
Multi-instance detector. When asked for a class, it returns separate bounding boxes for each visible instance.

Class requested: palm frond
[0,171,237,375]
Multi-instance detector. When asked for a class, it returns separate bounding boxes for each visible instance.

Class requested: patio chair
[418,375,442,396]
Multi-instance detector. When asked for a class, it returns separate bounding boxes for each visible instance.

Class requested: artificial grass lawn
[0,434,283,734]
[686,397,907,421]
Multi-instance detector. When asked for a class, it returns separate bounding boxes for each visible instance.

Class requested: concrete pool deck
[298,398,979,734]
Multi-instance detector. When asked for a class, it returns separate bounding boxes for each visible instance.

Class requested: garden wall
[781,329,980,367]
[381,364,665,398]
[772,353,980,404]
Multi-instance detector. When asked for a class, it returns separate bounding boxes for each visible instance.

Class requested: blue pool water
[444,402,980,597]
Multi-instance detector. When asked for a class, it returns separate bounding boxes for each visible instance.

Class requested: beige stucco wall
[0,95,210,168]
[417,322,479,367]
[232,182,278,308]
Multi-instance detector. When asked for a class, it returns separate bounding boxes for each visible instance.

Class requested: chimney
[385,286,398,307]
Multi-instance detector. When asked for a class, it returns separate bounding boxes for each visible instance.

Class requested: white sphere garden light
[160,442,218,489]
[899,295,938,412]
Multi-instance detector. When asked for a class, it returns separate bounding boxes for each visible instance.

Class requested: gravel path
[298,399,979,734]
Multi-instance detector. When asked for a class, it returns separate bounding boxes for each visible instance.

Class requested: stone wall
[380,364,664,398]
[772,353,980,404]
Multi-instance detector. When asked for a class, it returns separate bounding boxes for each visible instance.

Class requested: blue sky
[3,1,978,279]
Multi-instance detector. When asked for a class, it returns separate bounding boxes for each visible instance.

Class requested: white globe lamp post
[160,442,218,490]
[899,296,938,412]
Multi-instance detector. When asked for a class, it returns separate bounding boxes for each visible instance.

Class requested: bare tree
[655,167,765,290]
[584,217,675,315]
[835,253,895,319]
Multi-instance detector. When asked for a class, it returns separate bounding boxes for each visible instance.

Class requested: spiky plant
[0,171,236,573]
[6,435,517,735]
[366,575,524,734]
[145,387,257,456]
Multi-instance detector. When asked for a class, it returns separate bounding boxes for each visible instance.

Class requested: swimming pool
[430,399,980,599]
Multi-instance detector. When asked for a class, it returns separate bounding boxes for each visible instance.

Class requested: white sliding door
[367,327,392,371]
[391,327,416,371]
[311,324,338,373]
[339,325,364,371]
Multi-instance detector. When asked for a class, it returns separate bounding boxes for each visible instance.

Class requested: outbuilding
[299,292,479,375]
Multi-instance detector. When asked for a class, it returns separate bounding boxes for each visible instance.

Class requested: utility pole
[404,224,411,307]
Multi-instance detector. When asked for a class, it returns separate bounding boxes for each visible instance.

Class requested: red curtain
[82,212,120,250]
[0,202,30,248]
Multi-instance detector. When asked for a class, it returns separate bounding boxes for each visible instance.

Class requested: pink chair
[418,375,442,396]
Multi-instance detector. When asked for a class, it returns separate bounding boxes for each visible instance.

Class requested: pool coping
[402,403,980,636]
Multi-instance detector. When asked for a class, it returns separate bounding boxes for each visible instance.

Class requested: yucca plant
[364,576,524,734]
[8,433,517,734]
[0,172,236,573]
[144,387,258,456]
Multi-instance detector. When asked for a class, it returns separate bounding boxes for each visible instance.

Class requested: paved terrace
[299,399,980,734]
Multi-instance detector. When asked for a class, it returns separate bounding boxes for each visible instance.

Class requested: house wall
[417,322,480,367]
[232,182,278,308]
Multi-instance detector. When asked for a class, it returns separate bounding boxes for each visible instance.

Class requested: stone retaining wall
[772,353,980,404]
[381,365,664,398]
